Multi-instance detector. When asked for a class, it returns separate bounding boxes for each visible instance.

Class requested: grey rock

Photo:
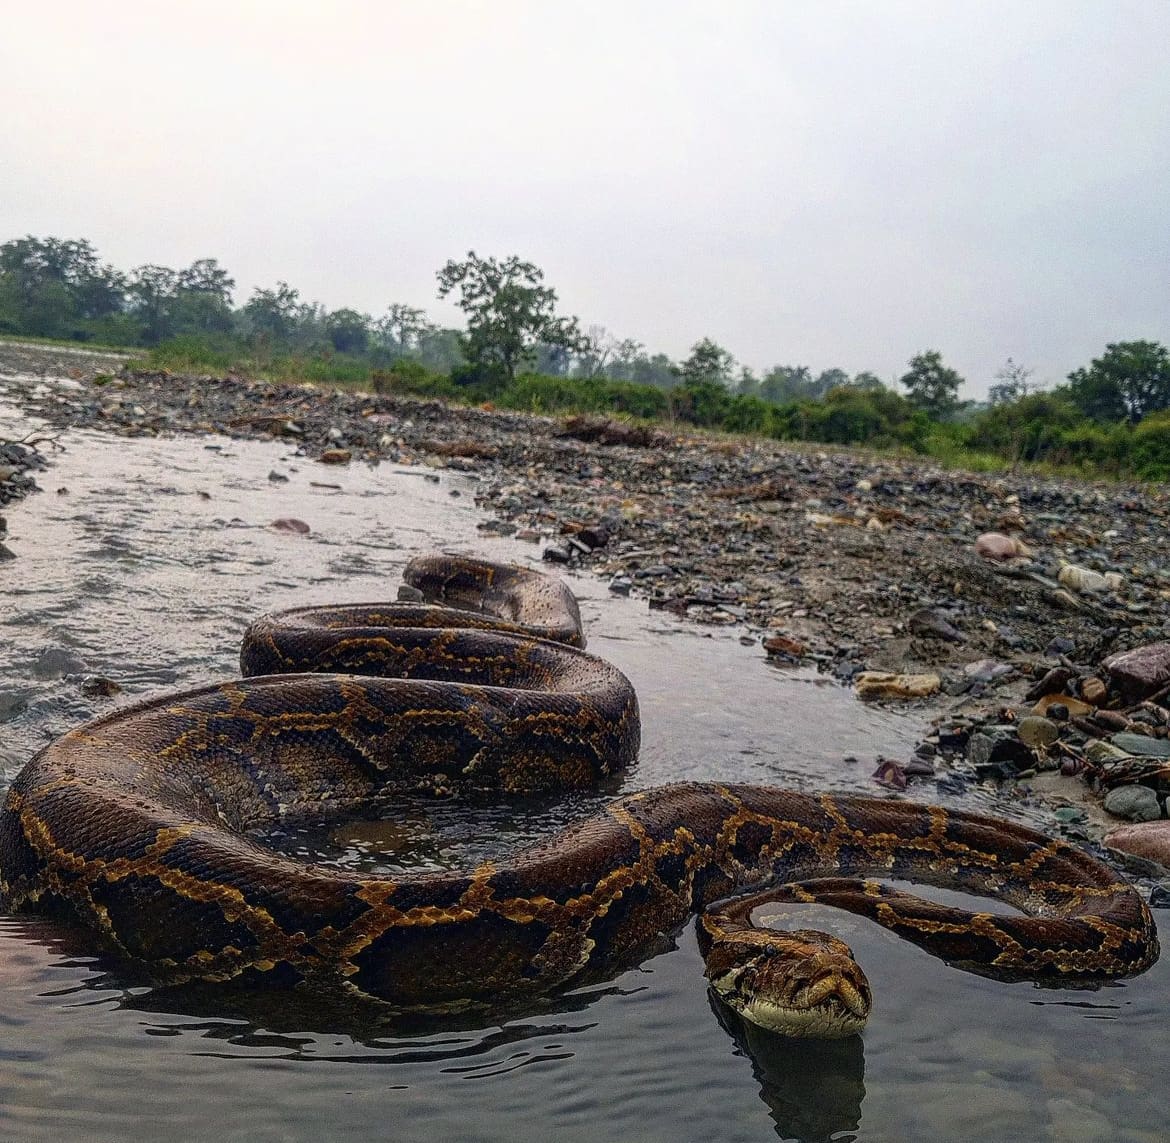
[1017,716,1059,748]
[909,607,964,642]
[966,728,1035,778]
[1103,784,1162,823]
[1110,731,1170,758]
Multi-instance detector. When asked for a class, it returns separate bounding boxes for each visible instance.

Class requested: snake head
[703,927,871,1039]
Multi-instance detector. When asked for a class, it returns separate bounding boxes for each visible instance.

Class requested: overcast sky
[2,1,1167,394]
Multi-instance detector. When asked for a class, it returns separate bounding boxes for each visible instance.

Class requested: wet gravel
[5,346,1168,678]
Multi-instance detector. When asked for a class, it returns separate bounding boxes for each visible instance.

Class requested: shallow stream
[1,380,1167,1142]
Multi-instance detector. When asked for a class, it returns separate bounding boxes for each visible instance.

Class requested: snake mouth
[710,978,868,1039]
[708,964,870,1039]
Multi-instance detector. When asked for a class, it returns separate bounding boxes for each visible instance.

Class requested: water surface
[1,383,1165,1142]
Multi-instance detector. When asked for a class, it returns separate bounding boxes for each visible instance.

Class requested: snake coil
[0,555,1158,1035]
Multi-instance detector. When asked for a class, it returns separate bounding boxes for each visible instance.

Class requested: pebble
[763,633,806,658]
[974,531,1029,561]
[1104,820,1170,866]
[1079,676,1107,705]
[80,675,122,697]
[908,608,964,642]
[854,671,941,700]
[1016,716,1059,748]
[966,728,1036,778]
[1102,785,1162,822]
[269,518,311,535]
[1057,563,1123,594]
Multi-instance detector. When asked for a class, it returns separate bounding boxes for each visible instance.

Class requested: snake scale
[0,555,1158,1036]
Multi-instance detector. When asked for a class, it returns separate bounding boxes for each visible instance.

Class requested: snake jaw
[704,928,871,1039]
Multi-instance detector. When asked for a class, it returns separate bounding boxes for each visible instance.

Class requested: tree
[172,257,235,335]
[849,371,886,391]
[325,308,371,354]
[436,252,587,384]
[0,235,125,337]
[736,366,760,396]
[532,341,572,375]
[815,367,850,394]
[243,282,303,344]
[675,338,735,386]
[607,337,644,382]
[574,324,613,378]
[759,365,813,404]
[375,303,433,358]
[899,350,964,419]
[630,351,676,389]
[128,264,180,344]
[1066,341,1170,423]
[988,358,1034,406]
[416,326,465,372]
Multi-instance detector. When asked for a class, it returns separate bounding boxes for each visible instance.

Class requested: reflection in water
[711,995,865,1143]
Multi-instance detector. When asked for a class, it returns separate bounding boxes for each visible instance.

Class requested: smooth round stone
[1017,716,1059,748]
[1105,820,1170,867]
[1102,784,1162,823]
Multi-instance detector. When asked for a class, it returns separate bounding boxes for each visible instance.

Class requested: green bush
[669,378,732,426]
[371,360,458,398]
[1131,411,1170,479]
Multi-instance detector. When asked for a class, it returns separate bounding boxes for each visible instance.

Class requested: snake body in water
[0,555,1158,1036]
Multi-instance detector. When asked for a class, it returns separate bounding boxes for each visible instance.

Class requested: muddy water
[0,386,1167,1143]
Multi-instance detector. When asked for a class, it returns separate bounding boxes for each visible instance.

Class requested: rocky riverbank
[3,343,1170,869]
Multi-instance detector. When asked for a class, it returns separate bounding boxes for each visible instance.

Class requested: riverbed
[1,379,1167,1142]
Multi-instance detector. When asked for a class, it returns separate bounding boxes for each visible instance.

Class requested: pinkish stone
[974,532,1023,561]
[1102,642,1170,703]
[1104,820,1170,869]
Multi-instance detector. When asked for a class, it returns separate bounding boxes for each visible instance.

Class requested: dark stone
[1103,642,1170,703]
[1025,666,1075,702]
[966,728,1036,779]
[908,607,964,642]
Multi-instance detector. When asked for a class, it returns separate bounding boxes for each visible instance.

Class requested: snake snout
[705,926,871,1039]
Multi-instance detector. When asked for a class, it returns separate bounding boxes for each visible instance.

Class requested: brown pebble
[319,448,352,464]
[1093,709,1131,731]
[1080,676,1107,706]
[1104,821,1170,868]
[269,518,311,535]
[974,532,1028,561]
[763,633,806,658]
[80,676,122,698]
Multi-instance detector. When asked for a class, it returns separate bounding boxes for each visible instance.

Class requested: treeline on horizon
[4,234,1170,480]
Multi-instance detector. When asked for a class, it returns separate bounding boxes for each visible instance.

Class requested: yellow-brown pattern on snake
[0,555,1158,1016]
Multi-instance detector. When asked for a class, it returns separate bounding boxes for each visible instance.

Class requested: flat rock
[1110,731,1170,758]
[855,671,940,700]
[1105,820,1170,868]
